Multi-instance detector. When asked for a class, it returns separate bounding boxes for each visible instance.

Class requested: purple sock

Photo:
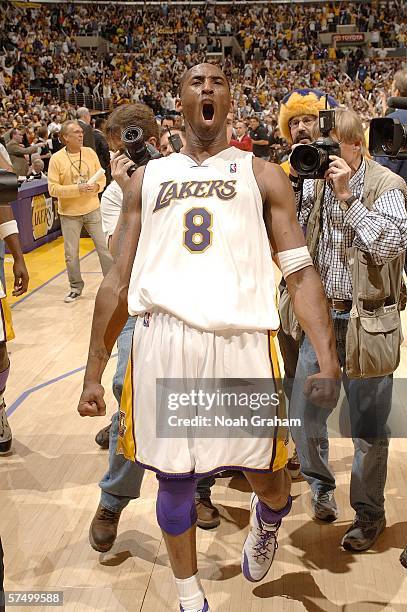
[258,495,292,524]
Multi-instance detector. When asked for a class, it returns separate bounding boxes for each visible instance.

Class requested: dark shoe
[287,449,301,479]
[64,291,81,303]
[311,490,338,522]
[89,503,122,552]
[196,498,220,529]
[0,403,12,455]
[400,546,407,568]
[341,516,386,552]
[95,424,111,449]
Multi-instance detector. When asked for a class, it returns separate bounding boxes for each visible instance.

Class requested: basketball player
[78,64,340,612]
[0,200,29,454]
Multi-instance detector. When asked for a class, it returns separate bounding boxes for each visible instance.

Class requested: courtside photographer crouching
[284,107,407,551]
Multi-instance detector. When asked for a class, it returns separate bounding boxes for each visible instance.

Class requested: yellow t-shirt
[48,147,106,216]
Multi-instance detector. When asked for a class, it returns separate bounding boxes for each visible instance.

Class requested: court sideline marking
[6,353,118,418]
[7,247,116,417]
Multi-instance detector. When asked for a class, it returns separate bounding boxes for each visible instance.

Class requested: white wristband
[0,220,18,240]
[277,246,313,279]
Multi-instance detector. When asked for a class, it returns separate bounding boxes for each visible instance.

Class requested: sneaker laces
[316,491,334,505]
[252,520,281,562]
[98,506,120,522]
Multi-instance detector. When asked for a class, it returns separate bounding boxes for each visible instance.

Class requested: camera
[0,169,18,205]
[369,97,407,159]
[290,110,341,179]
[121,126,162,176]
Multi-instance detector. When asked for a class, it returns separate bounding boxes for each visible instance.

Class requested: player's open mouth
[202,102,215,121]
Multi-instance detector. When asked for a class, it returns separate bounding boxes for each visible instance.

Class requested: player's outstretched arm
[78,163,145,417]
[0,205,29,296]
[255,159,340,407]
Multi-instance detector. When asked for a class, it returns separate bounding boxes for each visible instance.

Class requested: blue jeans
[290,310,392,522]
[99,317,145,513]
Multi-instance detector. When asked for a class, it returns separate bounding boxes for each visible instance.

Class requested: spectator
[26,155,47,180]
[34,125,51,172]
[248,116,269,160]
[6,128,40,177]
[47,120,112,303]
[230,120,253,151]
[76,107,96,150]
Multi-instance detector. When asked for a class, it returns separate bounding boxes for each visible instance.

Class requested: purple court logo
[230,162,237,173]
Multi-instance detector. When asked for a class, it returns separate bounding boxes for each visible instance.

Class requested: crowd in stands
[0,1,406,170]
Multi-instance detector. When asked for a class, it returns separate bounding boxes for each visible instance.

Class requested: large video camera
[0,170,18,205]
[290,109,340,179]
[369,97,407,160]
[121,126,162,176]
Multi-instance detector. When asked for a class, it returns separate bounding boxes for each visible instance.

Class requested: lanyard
[65,147,82,176]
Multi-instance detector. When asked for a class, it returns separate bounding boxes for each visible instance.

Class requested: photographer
[88,103,160,553]
[374,69,407,182]
[288,107,407,551]
[277,89,339,479]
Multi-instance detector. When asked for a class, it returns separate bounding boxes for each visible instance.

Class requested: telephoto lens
[369,117,407,159]
[0,169,18,205]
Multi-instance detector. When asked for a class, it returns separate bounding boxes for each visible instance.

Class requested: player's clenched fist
[78,382,106,417]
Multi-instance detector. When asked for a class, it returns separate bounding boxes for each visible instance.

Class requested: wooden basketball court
[1,240,406,611]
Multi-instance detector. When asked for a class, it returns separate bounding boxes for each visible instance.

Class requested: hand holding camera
[111,151,136,192]
[324,156,352,201]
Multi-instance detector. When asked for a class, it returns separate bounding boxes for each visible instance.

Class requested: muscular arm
[0,162,29,295]
[254,158,339,377]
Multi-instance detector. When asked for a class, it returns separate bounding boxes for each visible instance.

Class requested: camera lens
[300,148,319,172]
[291,144,320,174]
[382,122,395,155]
[122,126,143,144]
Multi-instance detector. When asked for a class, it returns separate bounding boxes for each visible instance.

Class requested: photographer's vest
[280,158,407,378]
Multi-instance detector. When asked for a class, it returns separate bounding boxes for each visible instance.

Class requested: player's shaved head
[179,63,230,95]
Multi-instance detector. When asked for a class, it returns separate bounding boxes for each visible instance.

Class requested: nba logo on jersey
[229,162,237,173]
[143,313,151,327]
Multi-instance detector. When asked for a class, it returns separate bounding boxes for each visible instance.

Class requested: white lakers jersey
[127,146,280,332]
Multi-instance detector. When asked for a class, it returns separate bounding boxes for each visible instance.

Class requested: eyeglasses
[288,116,316,129]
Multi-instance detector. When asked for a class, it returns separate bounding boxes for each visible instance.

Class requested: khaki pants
[60,208,112,293]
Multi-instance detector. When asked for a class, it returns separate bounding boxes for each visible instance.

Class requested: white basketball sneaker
[0,402,12,455]
[241,493,281,582]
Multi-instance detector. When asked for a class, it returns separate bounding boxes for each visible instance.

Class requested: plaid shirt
[296,160,407,300]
